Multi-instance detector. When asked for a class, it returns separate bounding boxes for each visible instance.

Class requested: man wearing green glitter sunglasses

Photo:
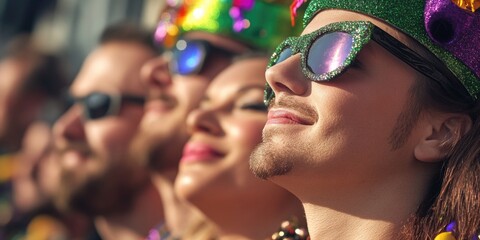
[250,0,480,239]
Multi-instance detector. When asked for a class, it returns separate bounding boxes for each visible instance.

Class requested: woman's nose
[186,107,223,136]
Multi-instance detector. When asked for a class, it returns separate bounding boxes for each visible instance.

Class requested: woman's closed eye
[239,102,268,112]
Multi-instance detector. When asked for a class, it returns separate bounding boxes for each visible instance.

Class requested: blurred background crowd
[0,1,163,239]
[0,0,306,239]
[0,0,163,78]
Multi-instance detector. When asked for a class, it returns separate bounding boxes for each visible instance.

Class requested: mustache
[53,142,92,156]
[147,92,177,105]
[269,96,318,121]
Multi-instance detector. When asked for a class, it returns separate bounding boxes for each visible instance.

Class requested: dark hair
[1,35,68,98]
[401,69,480,239]
[0,35,69,150]
[99,22,158,54]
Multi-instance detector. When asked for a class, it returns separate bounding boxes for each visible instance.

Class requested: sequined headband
[155,0,305,52]
[294,0,480,99]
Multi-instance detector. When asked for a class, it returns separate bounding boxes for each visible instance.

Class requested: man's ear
[414,113,472,163]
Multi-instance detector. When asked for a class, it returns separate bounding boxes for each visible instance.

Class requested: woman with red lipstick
[174,54,308,240]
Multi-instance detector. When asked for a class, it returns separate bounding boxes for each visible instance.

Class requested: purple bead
[446,221,456,232]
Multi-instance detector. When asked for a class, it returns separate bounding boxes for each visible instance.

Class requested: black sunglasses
[265,21,466,105]
[169,39,238,75]
[69,92,145,120]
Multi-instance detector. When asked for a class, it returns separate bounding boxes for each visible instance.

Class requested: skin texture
[53,41,160,240]
[135,32,250,172]
[250,10,471,240]
[13,122,55,213]
[175,57,305,240]
[133,32,251,238]
[0,58,45,152]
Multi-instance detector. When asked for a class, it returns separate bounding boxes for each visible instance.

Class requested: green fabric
[303,0,479,98]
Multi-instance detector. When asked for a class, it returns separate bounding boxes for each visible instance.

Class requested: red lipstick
[180,142,222,164]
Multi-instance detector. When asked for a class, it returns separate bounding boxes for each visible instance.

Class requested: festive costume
[284,0,480,239]
[298,0,480,98]
[155,0,304,52]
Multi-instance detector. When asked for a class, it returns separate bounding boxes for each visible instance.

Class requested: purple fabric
[424,0,480,79]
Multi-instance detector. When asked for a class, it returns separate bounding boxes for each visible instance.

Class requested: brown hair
[400,71,480,239]
[99,22,158,54]
[1,35,68,97]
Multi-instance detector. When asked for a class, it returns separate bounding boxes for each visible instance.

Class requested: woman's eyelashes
[239,102,268,112]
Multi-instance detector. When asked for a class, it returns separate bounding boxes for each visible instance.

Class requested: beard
[130,120,188,173]
[250,127,295,180]
[250,97,321,180]
[54,151,150,217]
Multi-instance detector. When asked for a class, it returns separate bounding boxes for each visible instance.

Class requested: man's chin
[249,142,294,180]
[130,129,165,169]
[130,127,186,172]
[56,170,148,217]
[53,171,94,213]
[140,113,159,128]
[145,146,181,173]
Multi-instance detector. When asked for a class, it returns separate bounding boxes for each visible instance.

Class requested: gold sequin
[434,232,457,240]
[451,0,480,12]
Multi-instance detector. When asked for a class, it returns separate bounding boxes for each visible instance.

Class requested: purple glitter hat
[424,0,479,84]
[302,0,480,98]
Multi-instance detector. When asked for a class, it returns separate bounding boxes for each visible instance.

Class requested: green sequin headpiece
[301,0,480,99]
[155,0,304,52]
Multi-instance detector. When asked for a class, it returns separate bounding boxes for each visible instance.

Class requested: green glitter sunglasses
[265,21,466,105]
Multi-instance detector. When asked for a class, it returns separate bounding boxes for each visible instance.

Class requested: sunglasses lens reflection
[276,47,293,65]
[307,32,353,75]
[84,93,111,119]
[174,41,204,75]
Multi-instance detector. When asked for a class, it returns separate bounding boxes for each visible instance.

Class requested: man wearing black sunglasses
[52,23,161,240]
[250,0,480,239]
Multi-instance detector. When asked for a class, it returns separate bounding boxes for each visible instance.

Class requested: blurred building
[0,1,165,238]
[0,0,164,79]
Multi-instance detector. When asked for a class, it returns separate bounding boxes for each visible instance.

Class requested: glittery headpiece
[155,0,304,52]
[300,0,480,98]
